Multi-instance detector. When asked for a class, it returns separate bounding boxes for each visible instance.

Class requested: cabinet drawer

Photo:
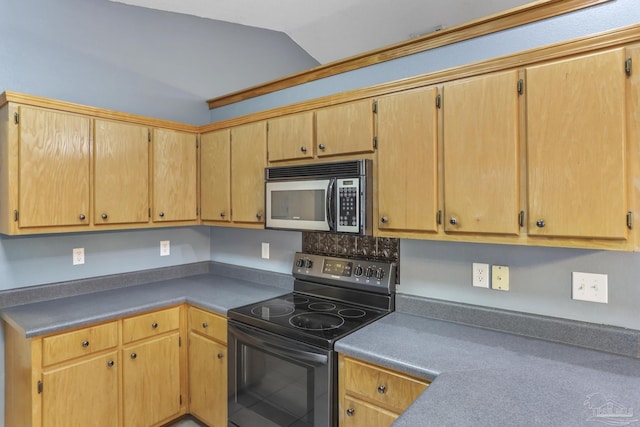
[42,321,118,366]
[189,306,227,344]
[122,306,180,343]
[341,396,397,427]
[342,357,428,414]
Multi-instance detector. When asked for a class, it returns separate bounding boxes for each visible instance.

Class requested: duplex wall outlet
[572,272,608,303]
[492,265,510,291]
[261,242,270,259]
[160,240,170,256]
[472,263,490,288]
[73,248,84,265]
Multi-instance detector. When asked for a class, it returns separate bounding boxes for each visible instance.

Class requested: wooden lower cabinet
[338,354,429,427]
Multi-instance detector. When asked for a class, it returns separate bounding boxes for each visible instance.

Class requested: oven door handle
[230,323,328,365]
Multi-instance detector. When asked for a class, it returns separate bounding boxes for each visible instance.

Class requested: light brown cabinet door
[443,70,520,235]
[376,87,439,233]
[267,111,315,162]
[189,332,227,427]
[152,128,197,222]
[18,106,90,228]
[94,120,149,225]
[316,99,375,157]
[526,48,628,239]
[42,351,119,427]
[201,129,231,222]
[231,122,266,224]
[123,333,181,426]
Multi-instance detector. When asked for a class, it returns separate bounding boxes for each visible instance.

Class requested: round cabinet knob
[159,212,165,218]
[318,143,326,150]
[107,360,115,367]
[217,353,225,359]
[380,216,388,224]
[101,213,108,220]
[79,214,86,221]
[377,385,387,394]
[536,219,545,228]
[449,217,457,225]
[81,340,90,348]
[220,212,226,218]
[300,146,307,153]
[346,408,355,417]
[151,322,158,329]
[256,212,263,220]
[202,322,209,329]
[130,353,137,359]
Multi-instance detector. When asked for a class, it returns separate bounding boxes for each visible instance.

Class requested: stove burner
[250,302,295,318]
[289,312,345,331]
[338,308,367,318]
[308,302,337,311]
[285,295,310,304]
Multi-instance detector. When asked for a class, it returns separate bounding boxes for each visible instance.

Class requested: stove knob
[375,268,385,280]
[354,266,364,277]
[304,259,313,269]
[365,267,374,278]
[296,258,305,268]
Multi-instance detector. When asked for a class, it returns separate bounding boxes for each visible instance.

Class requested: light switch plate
[492,265,509,291]
[261,242,270,259]
[572,272,608,303]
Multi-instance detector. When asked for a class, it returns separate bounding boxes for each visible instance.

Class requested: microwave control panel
[336,178,360,233]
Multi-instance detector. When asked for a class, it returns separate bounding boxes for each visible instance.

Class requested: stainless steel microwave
[265,159,372,234]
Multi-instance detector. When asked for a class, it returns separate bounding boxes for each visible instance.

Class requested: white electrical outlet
[492,265,510,291]
[160,240,170,256]
[472,263,490,288]
[572,272,608,303]
[261,242,270,259]
[73,248,84,265]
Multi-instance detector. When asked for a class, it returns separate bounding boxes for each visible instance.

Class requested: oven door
[228,321,336,427]
[265,179,334,232]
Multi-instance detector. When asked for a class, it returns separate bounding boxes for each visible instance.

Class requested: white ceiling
[109,0,533,64]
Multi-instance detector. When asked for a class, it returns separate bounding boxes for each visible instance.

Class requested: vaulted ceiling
[108,0,533,64]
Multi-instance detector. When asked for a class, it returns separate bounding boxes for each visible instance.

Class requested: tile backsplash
[302,232,400,282]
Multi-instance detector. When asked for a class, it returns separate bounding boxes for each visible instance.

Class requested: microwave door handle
[326,178,336,232]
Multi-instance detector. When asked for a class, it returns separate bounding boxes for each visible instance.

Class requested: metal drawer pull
[217,353,225,359]
[536,219,545,228]
[159,212,165,218]
[381,216,388,224]
[202,322,209,328]
[79,214,86,221]
[346,408,355,417]
[107,360,115,367]
[318,143,326,150]
[151,322,158,329]
[449,217,457,225]
[377,385,387,394]
[101,213,108,220]
[81,340,90,348]
[130,353,137,359]
[300,146,307,152]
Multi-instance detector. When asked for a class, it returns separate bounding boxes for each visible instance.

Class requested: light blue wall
[211,0,640,122]
[208,0,640,331]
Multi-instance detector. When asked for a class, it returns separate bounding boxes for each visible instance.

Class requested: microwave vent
[266,159,368,180]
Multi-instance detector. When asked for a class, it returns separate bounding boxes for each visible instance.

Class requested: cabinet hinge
[625,57,632,76]
[372,100,378,114]
[627,211,633,230]
[13,210,18,222]
[195,136,199,148]
[196,207,199,216]
[180,395,183,405]
[266,122,269,132]
[13,112,19,124]
[517,79,524,95]
[435,94,442,109]
[436,210,442,225]
[373,136,378,149]
[519,211,525,228]
[148,208,151,218]
[38,380,43,394]
[148,130,151,142]
[179,336,182,347]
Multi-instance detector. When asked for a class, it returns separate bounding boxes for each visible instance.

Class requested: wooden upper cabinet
[526,48,628,240]
[316,99,375,157]
[231,122,267,224]
[94,120,149,225]
[267,111,315,162]
[201,129,231,222]
[17,106,91,228]
[152,128,198,222]
[376,87,439,234]
[442,70,521,235]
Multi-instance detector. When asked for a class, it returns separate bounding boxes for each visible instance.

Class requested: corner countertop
[1,273,289,338]
[335,312,640,427]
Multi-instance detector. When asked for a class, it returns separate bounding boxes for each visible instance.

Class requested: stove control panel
[292,252,396,294]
